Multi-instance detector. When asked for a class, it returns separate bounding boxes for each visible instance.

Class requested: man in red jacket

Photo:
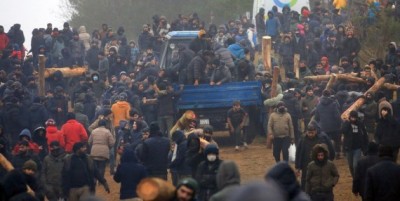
[0,26,9,52]
[61,113,88,153]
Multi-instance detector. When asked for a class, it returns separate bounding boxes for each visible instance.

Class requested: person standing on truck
[186,50,214,85]
[227,101,248,151]
[189,29,211,54]
[255,8,266,52]
[171,44,195,84]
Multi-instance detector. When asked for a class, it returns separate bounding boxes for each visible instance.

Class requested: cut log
[137,177,175,201]
[341,77,386,120]
[294,54,300,79]
[44,67,88,78]
[304,74,367,84]
[262,36,272,72]
[270,66,280,98]
[38,55,46,97]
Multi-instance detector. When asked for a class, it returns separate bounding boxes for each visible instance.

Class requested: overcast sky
[0,0,65,51]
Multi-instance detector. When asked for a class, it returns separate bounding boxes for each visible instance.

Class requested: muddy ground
[96,134,359,201]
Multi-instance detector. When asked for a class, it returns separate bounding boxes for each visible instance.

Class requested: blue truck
[160,31,264,138]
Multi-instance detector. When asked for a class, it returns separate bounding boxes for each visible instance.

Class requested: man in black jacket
[170,130,191,186]
[295,124,335,189]
[140,122,170,180]
[352,142,379,200]
[62,142,110,201]
[365,145,400,201]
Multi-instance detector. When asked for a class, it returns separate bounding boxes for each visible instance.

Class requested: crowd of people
[0,1,400,201]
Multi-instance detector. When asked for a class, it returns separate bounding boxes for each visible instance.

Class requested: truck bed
[177,81,263,110]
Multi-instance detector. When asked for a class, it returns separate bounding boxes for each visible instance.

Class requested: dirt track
[95,135,358,201]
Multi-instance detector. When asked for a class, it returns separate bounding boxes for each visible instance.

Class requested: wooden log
[325,74,337,90]
[262,36,272,72]
[304,74,367,84]
[270,66,280,98]
[44,67,88,78]
[294,54,300,79]
[383,83,400,91]
[303,75,330,81]
[38,55,46,97]
[267,66,280,149]
[137,177,175,201]
[369,63,379,81]
[341,77,386,120]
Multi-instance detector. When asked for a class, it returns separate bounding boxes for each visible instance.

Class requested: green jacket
[305,144,339,194]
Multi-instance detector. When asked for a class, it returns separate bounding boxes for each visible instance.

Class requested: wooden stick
[341,77,386,120]
[294,54,300,79]
[38,55,46,97]
[262,36,272,72]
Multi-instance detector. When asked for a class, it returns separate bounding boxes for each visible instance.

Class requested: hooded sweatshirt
[111,101,131,127]
[12,129,40,155]
[266,162,310,201]
[209,160,241,201]
[314,96,341,133]
[46,125,65,150]
[113,148,147,199]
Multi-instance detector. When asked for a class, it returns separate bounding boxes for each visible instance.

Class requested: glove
[103,182,110,193]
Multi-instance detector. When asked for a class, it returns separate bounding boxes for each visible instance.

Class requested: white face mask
[207,154,217,162]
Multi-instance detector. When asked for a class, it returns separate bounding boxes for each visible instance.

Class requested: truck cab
[159,31,199,70]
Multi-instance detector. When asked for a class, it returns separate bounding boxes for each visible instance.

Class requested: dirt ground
[95,134,360,201]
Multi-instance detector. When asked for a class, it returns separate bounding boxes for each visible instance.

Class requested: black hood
[217,160,240,190]
[187,133,200,152]
[265,162,300,199]
[172,130,185,144]
[121,148,138,163]
[319,96,334,105]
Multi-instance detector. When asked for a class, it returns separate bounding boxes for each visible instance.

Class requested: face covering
[278,106,285,113]
[207,154,217,162]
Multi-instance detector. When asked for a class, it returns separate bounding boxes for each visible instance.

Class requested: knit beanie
[22,160,37,172]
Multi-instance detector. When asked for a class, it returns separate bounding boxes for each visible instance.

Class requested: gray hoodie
[209,160,240,201]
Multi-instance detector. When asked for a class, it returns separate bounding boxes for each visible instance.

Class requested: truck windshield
[161,38,193,70]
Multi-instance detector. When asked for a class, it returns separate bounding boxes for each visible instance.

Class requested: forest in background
[63,0,252,39]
